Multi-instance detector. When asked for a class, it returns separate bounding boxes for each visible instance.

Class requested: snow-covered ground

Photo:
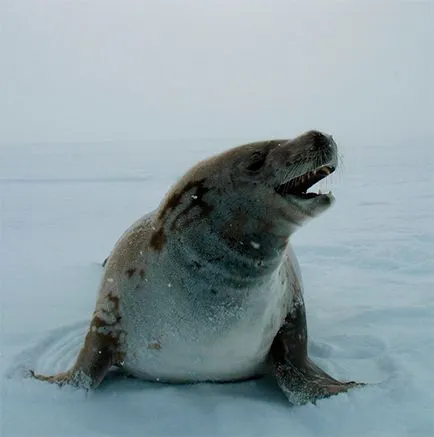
[1,136,433,436]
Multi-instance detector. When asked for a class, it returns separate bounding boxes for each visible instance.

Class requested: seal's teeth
[318,189,322,195]
[322,166,332,175]
[328,190,332,195]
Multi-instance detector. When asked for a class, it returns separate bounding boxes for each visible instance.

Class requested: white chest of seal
[119,246,297,383]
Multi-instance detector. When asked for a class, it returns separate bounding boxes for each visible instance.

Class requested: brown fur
[32,292,125,388]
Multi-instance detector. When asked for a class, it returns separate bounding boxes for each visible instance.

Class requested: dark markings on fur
[149,227,167,252]
[169,179,214,231]
[125,268,136,278]
[158,178,208,221]
[150,179,213,252]
[148,342,161,350]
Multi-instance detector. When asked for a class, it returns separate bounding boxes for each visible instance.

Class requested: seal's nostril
[313,132,331,150]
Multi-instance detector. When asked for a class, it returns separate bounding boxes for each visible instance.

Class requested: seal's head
[211,129,338,221]
[153,130,338,262]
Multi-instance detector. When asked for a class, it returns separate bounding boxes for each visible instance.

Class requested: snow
[1,137,433,436]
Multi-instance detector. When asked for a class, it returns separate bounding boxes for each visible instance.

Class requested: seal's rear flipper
[270,293,364,405]
[271,357,363,405]
[30,309,122,389]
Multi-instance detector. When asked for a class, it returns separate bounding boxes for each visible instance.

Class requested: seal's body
[32,131,363,404]
[117,217,296,383]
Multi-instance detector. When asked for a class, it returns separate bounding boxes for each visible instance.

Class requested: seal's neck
[162,219,287,288]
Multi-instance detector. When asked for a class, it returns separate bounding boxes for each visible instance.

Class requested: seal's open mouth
[275,165,335,199]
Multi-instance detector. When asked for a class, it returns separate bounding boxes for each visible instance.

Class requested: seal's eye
[246,151,266,172]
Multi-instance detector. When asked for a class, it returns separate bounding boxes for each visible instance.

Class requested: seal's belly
[120,271,292,382]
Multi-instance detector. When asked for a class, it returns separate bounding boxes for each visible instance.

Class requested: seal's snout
[273,129,338,208]
[306,130,335,152]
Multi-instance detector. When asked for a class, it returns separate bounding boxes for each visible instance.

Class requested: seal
[31,130,363,405]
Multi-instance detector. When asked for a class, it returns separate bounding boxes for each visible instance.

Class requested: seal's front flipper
[31,308,122,389]
[30,370,75,386]
[270,293,364,405]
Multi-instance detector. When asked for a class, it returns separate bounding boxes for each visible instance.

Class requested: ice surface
[1,138,433,437]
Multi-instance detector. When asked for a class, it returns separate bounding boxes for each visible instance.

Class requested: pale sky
[1,0,433,144]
